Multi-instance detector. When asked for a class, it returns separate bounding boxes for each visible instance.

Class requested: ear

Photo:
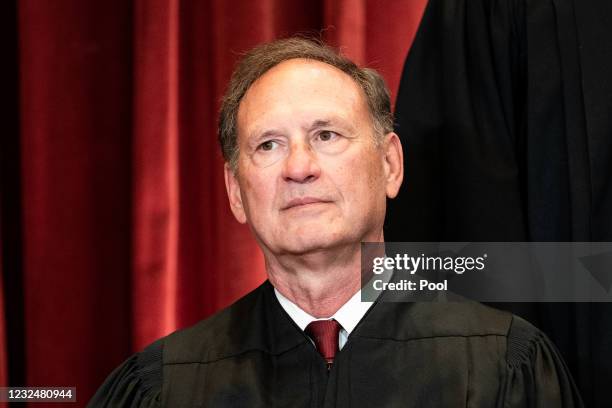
[382,132,404,199]
[224,163,247,224]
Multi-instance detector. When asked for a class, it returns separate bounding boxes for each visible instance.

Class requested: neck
[266,233,383,317]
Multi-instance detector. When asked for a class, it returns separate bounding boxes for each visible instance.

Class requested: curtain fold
[8,0,427,404]
[18,1,135,401]
[131,0,182,350]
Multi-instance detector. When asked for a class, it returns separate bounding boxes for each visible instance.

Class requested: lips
[282,197,331,210]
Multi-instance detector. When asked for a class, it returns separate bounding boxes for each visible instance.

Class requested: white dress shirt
[274,287,374,349]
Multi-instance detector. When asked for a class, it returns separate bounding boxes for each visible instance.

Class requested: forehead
[236,59,370,138]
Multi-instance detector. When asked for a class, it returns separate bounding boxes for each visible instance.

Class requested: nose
[281,140,321,183]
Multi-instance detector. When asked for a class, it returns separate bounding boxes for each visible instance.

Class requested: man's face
[225,58,402,256]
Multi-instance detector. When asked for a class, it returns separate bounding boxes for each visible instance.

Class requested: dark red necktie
[305,319,341,370]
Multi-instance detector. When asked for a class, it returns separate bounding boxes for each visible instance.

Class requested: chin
[278,238,333,255]
[277,229,361,256]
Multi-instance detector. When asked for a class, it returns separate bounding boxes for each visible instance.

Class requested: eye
[258,140,278,151]
[318,130,338,142]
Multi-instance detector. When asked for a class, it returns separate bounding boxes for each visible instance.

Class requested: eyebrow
[308,119,333,131]
[248,117,355,144]
[306,117,355,134]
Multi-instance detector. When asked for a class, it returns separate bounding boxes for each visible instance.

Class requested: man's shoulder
[358,300,515,340]
[88,282,273,406]
[505,313,556,368]
[359,299,557,366]
[160,280,271,365]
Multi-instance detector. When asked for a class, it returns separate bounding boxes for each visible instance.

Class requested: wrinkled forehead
[236,59,371,141]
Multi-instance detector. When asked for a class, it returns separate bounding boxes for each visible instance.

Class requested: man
[89,38,582,407]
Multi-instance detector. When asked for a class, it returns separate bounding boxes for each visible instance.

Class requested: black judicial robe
[89,281,582,407]
[386,0,612,406]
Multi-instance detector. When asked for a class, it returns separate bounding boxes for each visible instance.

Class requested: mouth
[282,197,332,210]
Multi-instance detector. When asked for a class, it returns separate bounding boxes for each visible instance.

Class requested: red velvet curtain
[5,0,426,404]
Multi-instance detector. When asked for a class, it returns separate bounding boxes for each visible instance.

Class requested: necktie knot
[305,319,341,369]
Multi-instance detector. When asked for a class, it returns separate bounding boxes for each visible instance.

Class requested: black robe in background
[88,281,582,407]
[385,0,612,406]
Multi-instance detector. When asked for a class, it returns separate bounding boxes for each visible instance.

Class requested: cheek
[360,160,388,214]
[333,154,384,208]
[347,150,384,186]
[241,176,276,217]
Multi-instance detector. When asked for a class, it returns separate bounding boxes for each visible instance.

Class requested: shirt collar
[274,287,374,335]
